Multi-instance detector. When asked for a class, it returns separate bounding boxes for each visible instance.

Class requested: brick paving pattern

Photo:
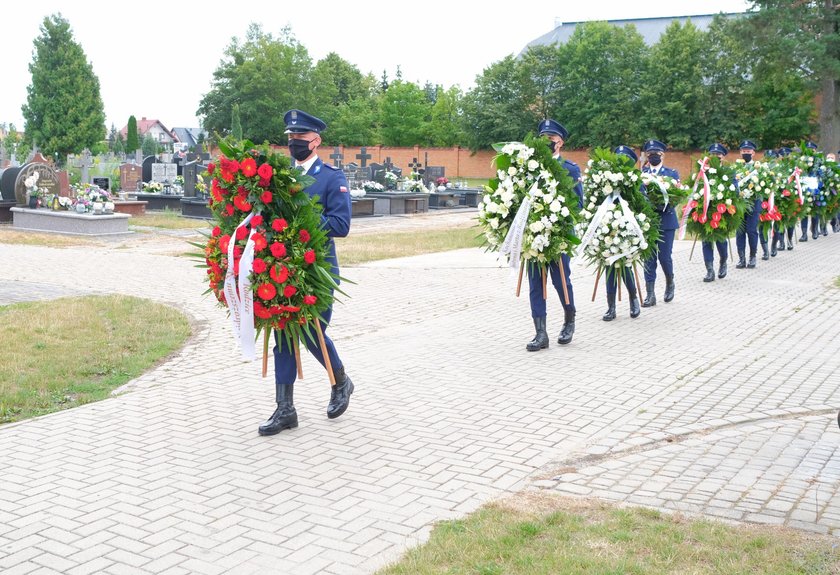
[1,214,839,574]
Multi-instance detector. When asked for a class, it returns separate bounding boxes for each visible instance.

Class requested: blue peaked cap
[284,109,327,134]
[614,145,638,164]
[778,147,792,157]
[538,119,569,141]
[805,141,818,150]
[708,143,728,156]
[738,140,757,151]
[642,139,666,153]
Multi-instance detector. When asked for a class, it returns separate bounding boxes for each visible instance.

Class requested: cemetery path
[1,221,840,574]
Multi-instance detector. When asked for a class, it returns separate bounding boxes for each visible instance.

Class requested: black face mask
[547,140,557,154]
[648,154,662,166]
[741,153,753,163]
[288,139,313,162]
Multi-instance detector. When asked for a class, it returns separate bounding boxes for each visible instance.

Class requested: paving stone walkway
[1,214,839,574]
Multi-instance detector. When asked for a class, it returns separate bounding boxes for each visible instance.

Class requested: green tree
[518,44,567,122]
[639,21,707,149]
[22,14,106,162]
[559,22,648,147]
[113,133,125,155]
[107,123,116,152]
[746,0,840,150]
[141,133,158,156]
[461,55,535,149]
[231,103,243,140]
[379,80,431,146]
[197,24,316,143]
[427,86,464,146]
[313,53,367,107]
[126,115,139,152]
[329,97,380,145]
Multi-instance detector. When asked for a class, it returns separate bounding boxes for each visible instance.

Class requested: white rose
[718,184,725,192]
[549,200,562,213]
[508,167,518,176]
[560,206,570,217]
[527,159,539,171]
[716,192,723,200]
[725,199,732,206]
[489,218,499,229]
[529,221,544,233]
[638,213,647,221]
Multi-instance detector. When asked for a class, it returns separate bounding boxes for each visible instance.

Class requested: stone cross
[135,149,142,165]
[329,146,344,168]
[408,157,422,173]
[383,157,394,172]
[74,149,94,184]
[355,147,372,168]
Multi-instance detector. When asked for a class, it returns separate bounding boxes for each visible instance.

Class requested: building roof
[119,117,175,140]
[171,127,208,147]
[522,12,745,52]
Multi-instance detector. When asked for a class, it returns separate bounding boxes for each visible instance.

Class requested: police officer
[735,140,762,268]
[761,149,778,259]
[526,119,583,351]
[259,109,354,436]
[640,139,678,307]
[602,145,642,321]
[702,143,730,282]
[828,152,839,233]
[799,141,822,241]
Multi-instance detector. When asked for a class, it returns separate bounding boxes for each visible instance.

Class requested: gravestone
[0,167,22,202]
[142,156,158,182]
[135,149,143,164]
[182,161,201,197]
[368,162,384,184]
[356,147,372,168]
[424,166,446,185]
[73,149,94,185]
[120,163,142,193]
[92,177,110,191]
[329,146,343,168]
[151,163,178,184]
[356,166,372,182]
[408,157,423,174]
[13,161,60,205]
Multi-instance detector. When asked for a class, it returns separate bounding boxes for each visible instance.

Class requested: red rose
[261,191,273,203]
[235,226,248,240]
[303,295,317,305]
[219,235,231,252]
[304,249,316,264]
[270,242,287,258]
[270,264,289,284]
[257,283,276,301]
[207,162,216,175]
[272,218,288,232]
[782,190,790,197]
[283,285,297,298]
[225,204,235,216]
[299,229,311,243]
[251,214,264,227]
[257,163,273,181]
[716,203,726,214]
[761,201,769,209]
[211,226,221,237]
[233,196,252,212]
[252,233,267,251]
[252,258,267,274]
[241,158,257,178]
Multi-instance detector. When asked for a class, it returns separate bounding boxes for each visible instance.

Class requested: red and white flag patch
[339,186,348,193]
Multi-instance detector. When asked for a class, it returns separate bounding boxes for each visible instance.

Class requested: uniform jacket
[302,157,351,278]
[642,165,680,230]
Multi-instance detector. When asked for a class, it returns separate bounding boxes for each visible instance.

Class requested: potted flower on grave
[435,176,449,192]
[142,181,163,193]
[404,173,427,193]
[361,180,383,194]
[383,171,398,190]
[24,172,44,208]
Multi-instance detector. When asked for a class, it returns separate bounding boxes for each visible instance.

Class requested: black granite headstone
[0,167,22,202]
[92,177,110,191]
[142,156,158,183]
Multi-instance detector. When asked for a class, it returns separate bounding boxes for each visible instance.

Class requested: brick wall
[322,145,767,180]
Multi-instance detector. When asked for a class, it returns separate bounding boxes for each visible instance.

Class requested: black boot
[787,230,794,250]
[703,261,715,282]
[822,221,828,236]
[747,251,757,268]
[259,384,298,436]
[718,259,728,279]
[777,234,785,252]
[800,231,808,242]
[526,317,549,351]
[761,241,769,261]
[602,293,617,321]
[812,224,819,240]
[557,309,575,345]
[735,249,746,269]
[628,285,641,319]
[663,275,675,303]
[642,281,656,307]
[327,366,354,419]
[770,236,778,257]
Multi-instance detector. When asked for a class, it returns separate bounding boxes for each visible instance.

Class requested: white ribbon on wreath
[223,211,258,360]
[575,191,646,265]
[499,181,537,273]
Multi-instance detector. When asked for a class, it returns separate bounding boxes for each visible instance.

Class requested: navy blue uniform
[642,165,679,283]
[274,157,351,388]
[527,157,582,316]
[735,162,761,259]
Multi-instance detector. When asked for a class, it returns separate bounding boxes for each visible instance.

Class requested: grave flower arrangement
[578,148,659,277]
[383,171,398,189]
[24,172,45,201]
[403,174,427,193]
[143,181,163,193]
[478,135,580,274]
[361,180,384,194]
[680,156,747,243]
[196,138,339,366]
[71,183,112,213]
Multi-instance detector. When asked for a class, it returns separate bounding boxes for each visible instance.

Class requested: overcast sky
[1,0,750,132]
